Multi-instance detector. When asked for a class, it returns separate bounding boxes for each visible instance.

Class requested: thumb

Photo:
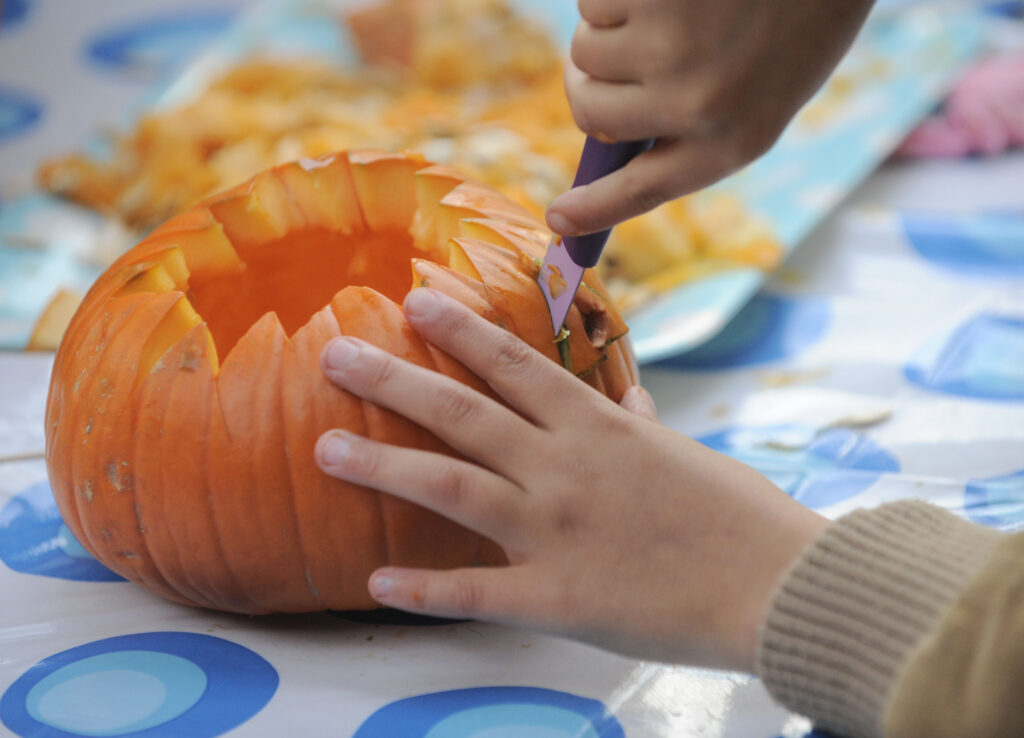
[545,138,722,236]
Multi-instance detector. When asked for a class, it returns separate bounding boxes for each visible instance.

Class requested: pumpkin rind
[45,150,637,614]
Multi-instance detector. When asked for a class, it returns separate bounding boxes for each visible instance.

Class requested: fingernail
[405,288,440,318]
[593,130,617,145]
[319,431,351,466]
[546,210,581,237]
[325,338,359,371]
[370,575,394,599]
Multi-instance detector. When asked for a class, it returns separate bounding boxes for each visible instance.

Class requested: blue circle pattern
[85,11,236,79]
[354,687,625,738]
[0,0,30,31]
[0,85,43,141]
[1,632,278,738]
[902,211,1024,278]
[965,468,1024,532]
[655,294,830,370]
[0,481,124,582]
[700,425,900,509]
[26,651,207,736]
[984,1,1024,18]
[905,313,1024,401]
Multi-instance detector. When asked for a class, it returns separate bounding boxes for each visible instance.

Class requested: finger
[402,289,589,428]
[577,0,628,28]
[571,21,639,83]
[321,334,542,474]
[316,430,528,546]
[563,61,675,142]
[369,565,535,625]
[547,137,747,235]
[619,386,658,422]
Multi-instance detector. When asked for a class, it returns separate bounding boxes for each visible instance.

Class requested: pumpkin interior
[186,226,438,359]
[106,152,454,374]
[91,151,626,385]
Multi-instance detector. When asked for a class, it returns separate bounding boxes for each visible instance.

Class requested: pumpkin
[44,150,638,614]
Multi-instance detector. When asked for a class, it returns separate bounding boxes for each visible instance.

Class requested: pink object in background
[897,52,1024,157]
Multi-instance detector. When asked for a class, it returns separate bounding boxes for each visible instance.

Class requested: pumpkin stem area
[186,226,437,360]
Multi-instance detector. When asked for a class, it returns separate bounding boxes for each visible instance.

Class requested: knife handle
[563,136,655,268]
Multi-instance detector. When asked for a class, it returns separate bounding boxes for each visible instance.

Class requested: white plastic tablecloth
[3,2,1024,737]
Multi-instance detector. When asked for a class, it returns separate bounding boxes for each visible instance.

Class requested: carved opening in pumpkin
[118,152,455,364]
[183,226,443,360]
[101,152,623,386]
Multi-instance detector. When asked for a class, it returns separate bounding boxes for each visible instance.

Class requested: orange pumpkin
[44,150,637,614]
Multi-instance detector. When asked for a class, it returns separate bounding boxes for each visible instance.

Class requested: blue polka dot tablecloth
[0,0,996,357]
[3,1,1024,737]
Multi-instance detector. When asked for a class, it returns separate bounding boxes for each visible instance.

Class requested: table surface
[2,2,1024,737]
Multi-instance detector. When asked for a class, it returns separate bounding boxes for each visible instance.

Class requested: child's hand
[546,0,874,237]
[316,289,828,671]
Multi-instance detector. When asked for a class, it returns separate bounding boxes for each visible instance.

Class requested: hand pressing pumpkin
[316,288,828,670]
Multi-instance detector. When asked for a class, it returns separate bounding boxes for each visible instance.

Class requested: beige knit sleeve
[755,501,1005,737]
[883,528,1024,736]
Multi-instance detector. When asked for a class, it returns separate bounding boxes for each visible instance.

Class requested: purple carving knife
[538,136,654,336]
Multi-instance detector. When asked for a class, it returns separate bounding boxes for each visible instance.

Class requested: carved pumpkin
[44,150,637,614]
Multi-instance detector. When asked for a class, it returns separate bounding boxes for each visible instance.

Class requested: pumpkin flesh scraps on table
[34,0,782,330]
[45,151,638,615]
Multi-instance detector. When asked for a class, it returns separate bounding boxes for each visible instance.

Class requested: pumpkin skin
[44,150,638,614]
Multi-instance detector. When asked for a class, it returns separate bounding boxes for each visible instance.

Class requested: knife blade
[538,136,654,336]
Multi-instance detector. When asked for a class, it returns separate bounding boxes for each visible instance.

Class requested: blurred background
[2,0,1022,358]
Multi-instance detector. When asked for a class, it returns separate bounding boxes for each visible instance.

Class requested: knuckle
[567,94,599,137]
[450,575,484,617]
[621,174,671,216]
[491,334,535,375]
[443,307,474,338]
[347,438,381,479]
[569,25,590,70]
[434,384,479,427]
[428,463,470,511]
[363,352,397,392]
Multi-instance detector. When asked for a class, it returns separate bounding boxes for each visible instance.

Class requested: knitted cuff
[756,501,1003,738]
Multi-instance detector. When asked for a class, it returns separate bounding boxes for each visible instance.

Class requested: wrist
[733,504,829,671]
